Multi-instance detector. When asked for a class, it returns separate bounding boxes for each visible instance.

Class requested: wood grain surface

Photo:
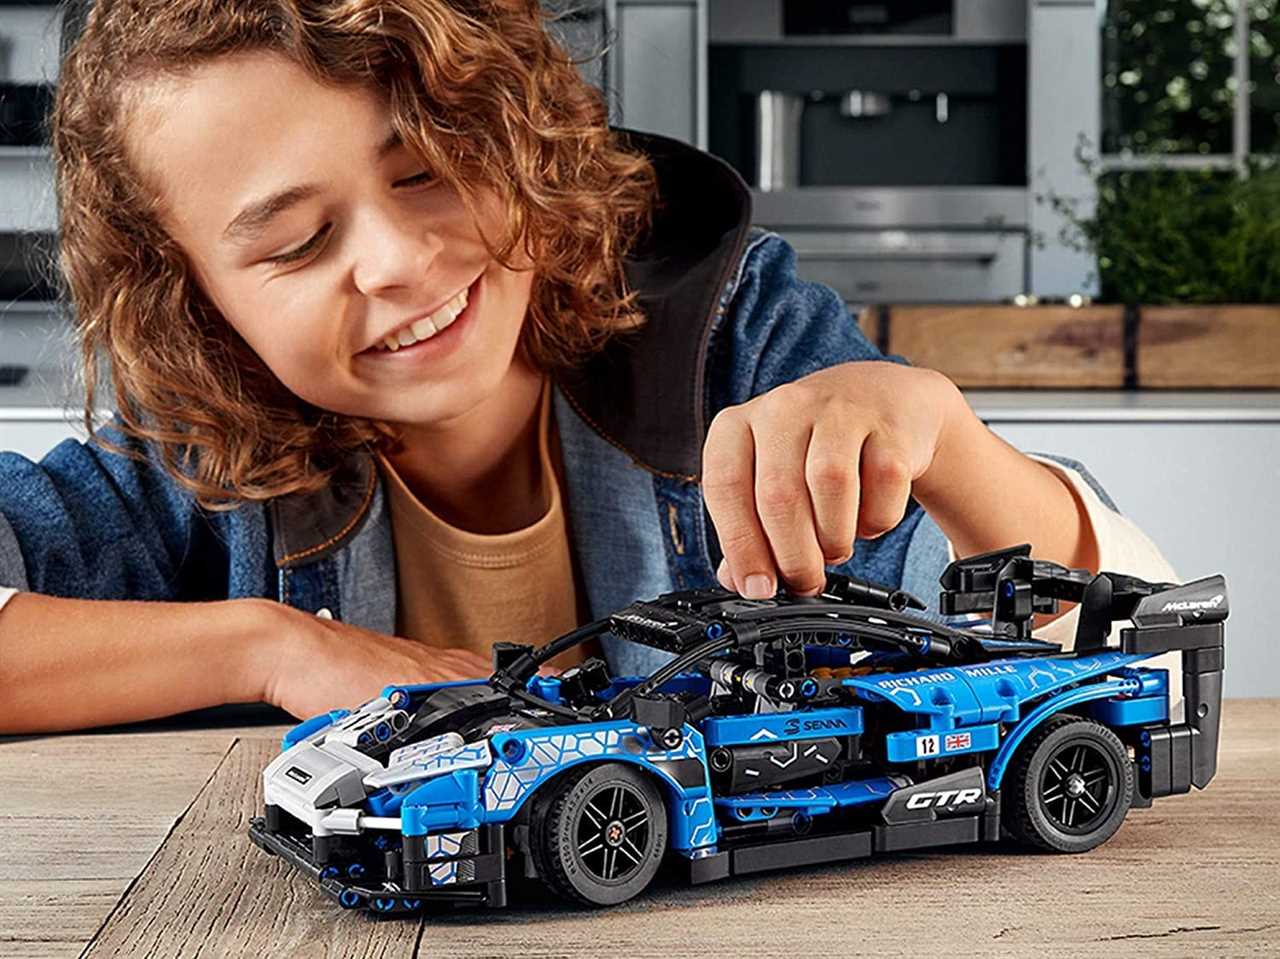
[1138,306,1280,388]
[3,702,1277,958]
[887,306,1127,388]
[885,303,1280,389]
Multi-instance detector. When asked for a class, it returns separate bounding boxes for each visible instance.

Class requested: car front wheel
[528,762,668,906]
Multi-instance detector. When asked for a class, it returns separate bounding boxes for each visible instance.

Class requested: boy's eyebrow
[221,128,405,247]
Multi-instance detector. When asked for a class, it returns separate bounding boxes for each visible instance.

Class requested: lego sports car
[248,544,1227,915]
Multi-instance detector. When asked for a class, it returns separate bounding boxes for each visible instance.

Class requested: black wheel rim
[1038,738,1118,835]
[574,782,651,884]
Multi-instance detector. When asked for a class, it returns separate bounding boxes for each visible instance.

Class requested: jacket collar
[553,128,754,479]
[272,129,753,568]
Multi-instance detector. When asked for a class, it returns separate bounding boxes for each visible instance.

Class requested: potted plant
[1053,158,1280,388]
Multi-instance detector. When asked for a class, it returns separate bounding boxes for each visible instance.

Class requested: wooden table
[3,701,1277,958]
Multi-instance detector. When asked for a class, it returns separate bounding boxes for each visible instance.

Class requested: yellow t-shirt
[378,378,587,669]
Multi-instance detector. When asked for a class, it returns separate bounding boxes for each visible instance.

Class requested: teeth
[376,285,470,351]
[434,291,466,331]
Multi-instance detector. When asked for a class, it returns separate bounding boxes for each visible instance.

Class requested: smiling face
[125,51,536,427]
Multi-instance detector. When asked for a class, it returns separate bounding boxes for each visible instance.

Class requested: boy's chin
[350,395,484,431]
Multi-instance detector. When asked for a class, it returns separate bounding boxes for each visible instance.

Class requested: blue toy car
[248,544,1227,914]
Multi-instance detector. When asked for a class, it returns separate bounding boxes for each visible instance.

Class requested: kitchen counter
[2,700,1277,957]
[0,301,80,419]
[9,387,1280,419]
[966,390,1280,423]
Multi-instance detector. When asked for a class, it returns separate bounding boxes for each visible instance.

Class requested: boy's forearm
[0,593,280,734]
[912,394,1100,577]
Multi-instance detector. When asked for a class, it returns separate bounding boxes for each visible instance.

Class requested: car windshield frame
[487,617,732,723]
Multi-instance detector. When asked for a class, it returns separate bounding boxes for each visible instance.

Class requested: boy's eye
[269,223,332,264]
[264,173,433,265]
[395,171,435,188]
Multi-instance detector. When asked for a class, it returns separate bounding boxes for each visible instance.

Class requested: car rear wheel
[1005,714,1133,853]
[528,762,668,906]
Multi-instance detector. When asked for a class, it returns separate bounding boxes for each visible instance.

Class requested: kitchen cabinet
[0,4,61,232]
[0,414,84,460]
[0,299,86,459]
[0,144,54,232]
[615,0,705,147]
[1027,0,1099,297]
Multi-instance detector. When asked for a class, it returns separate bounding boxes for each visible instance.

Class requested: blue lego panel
[401,769,485,836]
[701,705,865,747]
[481,721,717,850]
[986,677,1141,788]
[1082,694,1169,727]
[885,722,1001,762]
[843,650,1149,728]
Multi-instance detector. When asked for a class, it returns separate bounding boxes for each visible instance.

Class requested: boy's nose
[352,217,443,296]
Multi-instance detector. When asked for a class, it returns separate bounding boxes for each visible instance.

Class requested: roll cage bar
[485,564,1064,723]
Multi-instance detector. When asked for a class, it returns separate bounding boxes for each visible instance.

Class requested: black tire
[1005,713,1133,853]
[528,762,668,907]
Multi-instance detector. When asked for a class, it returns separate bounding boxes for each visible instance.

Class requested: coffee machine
[708,0,1036,303]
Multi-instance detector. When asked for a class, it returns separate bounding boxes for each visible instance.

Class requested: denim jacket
[0,131,1113,676]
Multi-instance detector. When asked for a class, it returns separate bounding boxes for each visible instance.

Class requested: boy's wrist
[911,373,981,508]
[221,597,297,707]
[907,387,1098,577]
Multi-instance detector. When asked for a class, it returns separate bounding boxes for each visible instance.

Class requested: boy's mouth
[360,273,482,356]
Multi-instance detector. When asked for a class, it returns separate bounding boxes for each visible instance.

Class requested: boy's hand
[259,604,492,719]
[702,361,962,599]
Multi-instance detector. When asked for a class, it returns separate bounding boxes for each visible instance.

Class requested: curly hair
[50,0,658,506]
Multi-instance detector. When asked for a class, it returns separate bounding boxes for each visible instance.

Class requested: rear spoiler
[939,544,1227,791]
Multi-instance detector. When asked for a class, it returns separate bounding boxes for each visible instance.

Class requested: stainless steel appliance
[708,0,1036,303]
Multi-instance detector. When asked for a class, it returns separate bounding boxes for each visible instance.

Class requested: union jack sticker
[944,732,972,751]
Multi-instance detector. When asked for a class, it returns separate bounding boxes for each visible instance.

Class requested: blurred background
[0,1,1275,694]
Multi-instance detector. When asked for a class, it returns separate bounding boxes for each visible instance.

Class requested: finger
[856,432,913,539]
[716,558,734,590]
[751,409,826,596]
[702,408,775,597]
[804,414,864,564]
